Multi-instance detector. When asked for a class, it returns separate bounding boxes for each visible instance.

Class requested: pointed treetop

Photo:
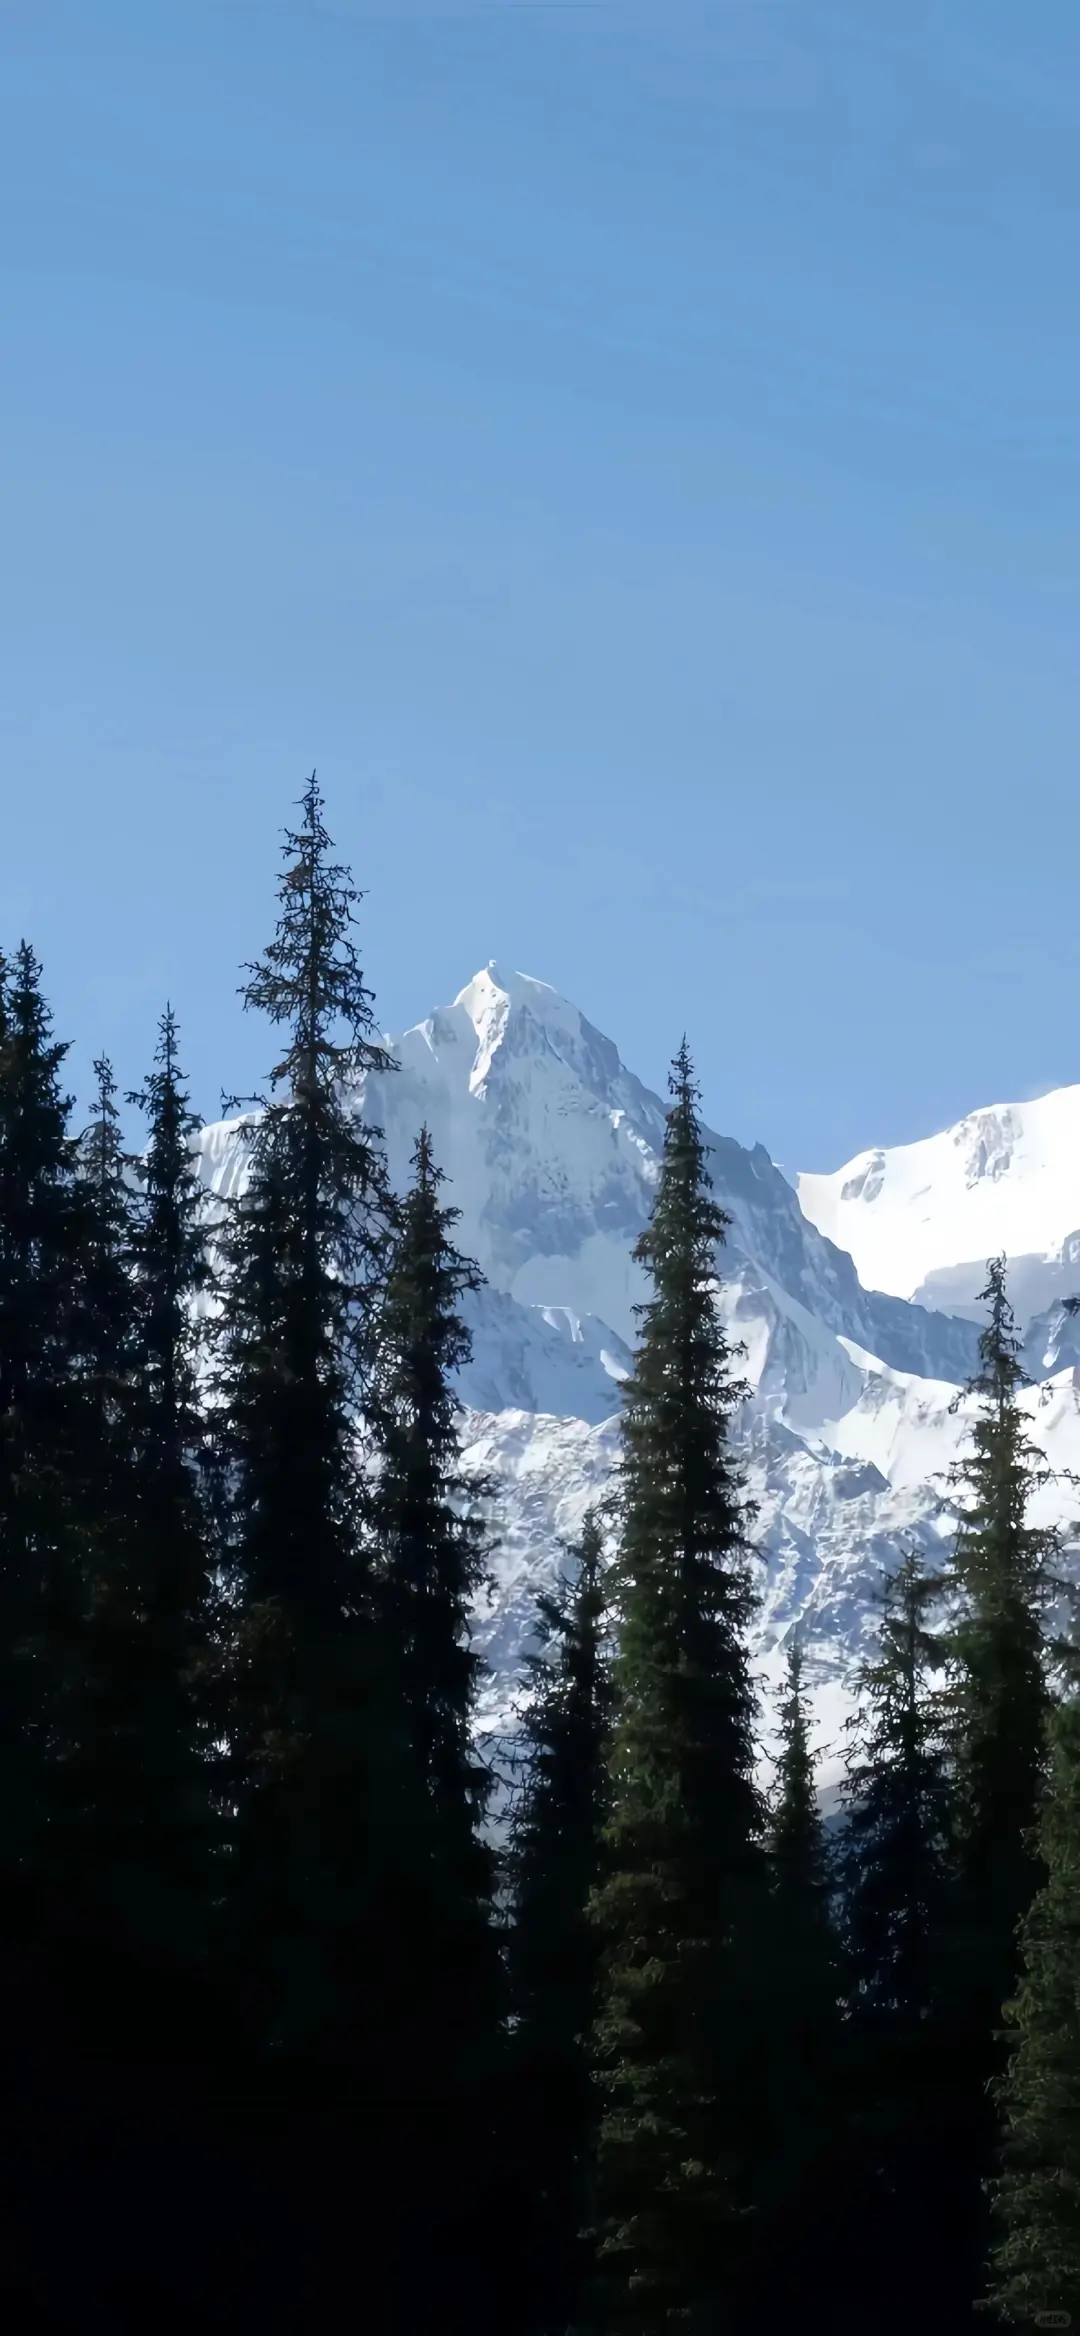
[662,1038,714,1178]
[525,1504,610,1663]
[671,1034,696,1095]
[412,1123,439,1191]
[398,1127,470,1263]
[127,1004,198,1134]
[238,773,395,1103]
[946,1254,1035,1438]
[4,942,73,1083]
[974,1254,1027,1390]
[943,1251,1063,1556]
[86,1056,125,1186]
[771,1633,830,1889]
[158,1002,180,1077]
[632,1036,729,1295]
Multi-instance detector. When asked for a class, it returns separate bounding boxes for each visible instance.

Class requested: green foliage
[0,944,86,1885]
[938,1259,1065,2311]
[754,1638,845,2311]
[210,775,400,2071]
[46,1054,146,1923]
[10,807,1080,2334]
[508,1508,615,2335]
[589,1042,766,2335]
[838,1549,959,2324]
[942,1258,1061,1929]
[770,1637,834,1913]
[36,1028,222,2066]
[840,1551,954,2031]
[982,1697,1080,2326]
[123,1010,223,1967]
[375,1125,491,1817]
[371,1124,506,2332]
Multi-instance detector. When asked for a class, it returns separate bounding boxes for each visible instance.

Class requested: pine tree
[507,1508,614,2336]
[939,1258,1064,2314]
[209,775,403,2310]
[981,1694,1080,2326]
[371,1124,506,2334]
[837,1548,958,2330]
[754,1637,844,2316]
[589,1042,766,2336]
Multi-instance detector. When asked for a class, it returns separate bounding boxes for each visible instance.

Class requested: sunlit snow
[799,1088,1080,1321]
[196,965,1080,1775]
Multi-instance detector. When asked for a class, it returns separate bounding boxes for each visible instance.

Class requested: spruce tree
[981,1694,1080,2326]
[507,1508,614,2336]
[940,1257,1064,2314]
[44,1035,223,2070]
[837,1548,957,2330]
[371,1124,506,2334]
[209,775,402,2310]
[123,1011,222,1988]
[754,1637,844,2317]
[0,966,164,2324]
[375,1126,491,1814]
[0,945,86,1923]
[589,1041,766,2336]
[48,1053,144,1961]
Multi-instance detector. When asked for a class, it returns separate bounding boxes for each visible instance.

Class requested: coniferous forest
[4,775,1080,2335]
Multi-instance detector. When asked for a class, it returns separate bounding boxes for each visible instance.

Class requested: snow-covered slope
[197,967,1080,1796]
[798,1089,1080,1325]
[358,964,978,1385]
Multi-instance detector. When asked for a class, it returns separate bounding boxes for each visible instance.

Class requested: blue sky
[3,0,1080,1175]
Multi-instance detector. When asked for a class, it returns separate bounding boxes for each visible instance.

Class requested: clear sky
[3,0,1080,1176]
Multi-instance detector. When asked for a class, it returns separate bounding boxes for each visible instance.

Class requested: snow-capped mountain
[197,966,1080,1797]
[360,965,980,1387]
[798,1090,1080,1330]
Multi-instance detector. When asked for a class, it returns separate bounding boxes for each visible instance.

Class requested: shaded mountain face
[355,962,979,1387]
[197,964,1080,1790]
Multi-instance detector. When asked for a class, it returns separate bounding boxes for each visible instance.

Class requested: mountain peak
[451,962,588,1091]
[454,961,571,1022]
[797,1080,1080,1317]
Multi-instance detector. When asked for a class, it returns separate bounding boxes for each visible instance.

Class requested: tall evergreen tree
[375,1126,490,1812]
[981,1693,1080,2326]
[122,1010,221,1979]
[45,1035,222,2047]
[769,1637,835,1941]
[47,1053,144,1958]
[0,944,85,1908]
[507,1508,614,2336]
[371,1124,506,2334]
[753,1637,844,2317]
[939,1257,1064,2315]
[75,1008,265,2324]
[0,937,89,2232]
[589,1042,766,2336]
[837,1548,958,2331]
[127,1008,213,1586]
[0,968,196,2327]
[209,775,402,2315]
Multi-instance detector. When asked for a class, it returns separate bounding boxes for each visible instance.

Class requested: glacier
[799,1087,1080,1329]
[196,963,1080,1801]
